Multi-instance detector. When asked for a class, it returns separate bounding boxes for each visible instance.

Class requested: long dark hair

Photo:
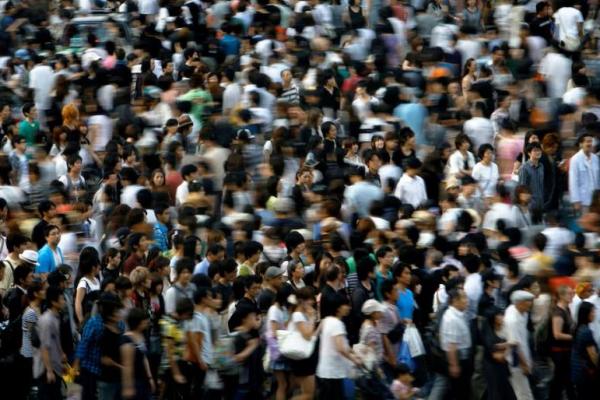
[75,246,100,287]
[576,302,595,333]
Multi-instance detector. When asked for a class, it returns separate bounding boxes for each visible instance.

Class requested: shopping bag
[396,340,416,372]
[403,324,425,357]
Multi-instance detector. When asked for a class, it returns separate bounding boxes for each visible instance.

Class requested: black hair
[6,233,30,252]
[357,256,376,281]
[44,224,59,238]
[175,297,194,316]
[175,257,194,276]
[381,279,396,300]
[243,241,263,259]
[38,200,55,217]
[45,286,64,307]
[127,307,149,330]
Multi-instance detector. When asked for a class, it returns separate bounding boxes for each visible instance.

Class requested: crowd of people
[0,0,600,399]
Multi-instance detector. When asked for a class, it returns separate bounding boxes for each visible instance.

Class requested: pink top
[496,135,524,180]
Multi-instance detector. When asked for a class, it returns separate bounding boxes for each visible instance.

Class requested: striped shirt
[279,85,300,105]
[20,306,39,358]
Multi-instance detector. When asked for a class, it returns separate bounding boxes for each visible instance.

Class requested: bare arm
[446,343,460,378]
[233,338,260,363]
[75,286,86,324]
[334,334,362,365]
[587,345,598,366]
[121,343,136,398]
[552,315,573,341]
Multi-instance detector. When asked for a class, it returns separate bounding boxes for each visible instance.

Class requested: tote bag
[277,329,316,360]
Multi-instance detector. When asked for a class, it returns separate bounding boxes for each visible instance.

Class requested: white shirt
[539,51,572,98]
[120,184,144,208]
[352,96,380,123]
[222,82,242,114]
[29,64,55,110]
[472,162,499,198]
[138,0,159,14]
[483,202,515,231]
[88,114,113,152]
[316,316,351,379]
[440,306,472,356]
[394,173,427,209]
[562,86,586,106]
[541,226,574,260]
[464,273,483,320]
[378,164,402,190]
[446,150,476,180]
[463,117,495,152]
[176,181,190,206]
[504,304,531,368]
[553,7,583,41]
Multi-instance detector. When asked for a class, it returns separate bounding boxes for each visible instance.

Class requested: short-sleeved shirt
[571,325,597,384]
[159,316,187,374]
[316,316,351,379]
[396,288,415,320]
[185,311,213,364]
[33,310,63,378]
[20,306,40,358]
[359,322,384,363]
[100,327,122,382]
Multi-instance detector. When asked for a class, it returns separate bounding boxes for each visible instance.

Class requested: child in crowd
[390,363,420,400]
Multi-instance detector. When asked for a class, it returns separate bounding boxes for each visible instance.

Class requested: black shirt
[100,326,122,382]
[320,284,341,319]
[257,288,276,314]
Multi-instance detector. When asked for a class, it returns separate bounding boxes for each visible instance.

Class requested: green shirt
[177,89,213,127]
[18,119,39,146]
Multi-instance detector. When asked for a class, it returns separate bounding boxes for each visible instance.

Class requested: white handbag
[277,329,316,360]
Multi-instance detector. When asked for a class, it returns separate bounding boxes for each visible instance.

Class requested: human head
[376,245,394,269]
[44,224,61,247]
[175,257,194,284]
[45,286,65,311]
[38,200,56,220]
[126,307,150,332]
[526,142,542,162]
[7,233,30,255]
[579,132,594,154]
[448,288,468,311]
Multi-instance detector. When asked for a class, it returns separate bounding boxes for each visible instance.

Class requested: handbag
[277,329,316,360]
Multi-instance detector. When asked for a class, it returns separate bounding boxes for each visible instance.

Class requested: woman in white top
[74,247,102,326]
[266,290,290,400]
[287,287,319,400]
[316,294,363,400]
[446,133,476,180]
[472,143,500,199]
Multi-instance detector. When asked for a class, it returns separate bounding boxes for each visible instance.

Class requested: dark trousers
[549,350,575,400]
[16,356,33,400]
[446,359,473,400]
[38,374,63,400]
[318,378,345,400]
[79,368,98,400]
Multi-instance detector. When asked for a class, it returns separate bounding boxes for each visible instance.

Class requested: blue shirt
[393,103,428,145]
[153,221,169,252]
[396,288,415,320]
[76,315,125,375]
[36,244,64,275]
[220,34,241,56]
[75,315,104,375]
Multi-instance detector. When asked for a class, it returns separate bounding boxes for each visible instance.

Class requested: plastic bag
[403,324,425,358]
[397,340,416,372]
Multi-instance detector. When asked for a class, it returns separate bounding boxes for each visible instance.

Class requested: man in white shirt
[176,164,199,206]
[569,132,600,212]
[541,212,574,260]
[344,166,384,217]
[462,254,483,321]
[463,101,495,151]
[394,158,427,209]
[222,68,242,115]
[505,290,535,400]
[29,56,54,126]
[539,48,572,98]
[440,289,472,400]
[553,4,584,46]
[482,185,515,234]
